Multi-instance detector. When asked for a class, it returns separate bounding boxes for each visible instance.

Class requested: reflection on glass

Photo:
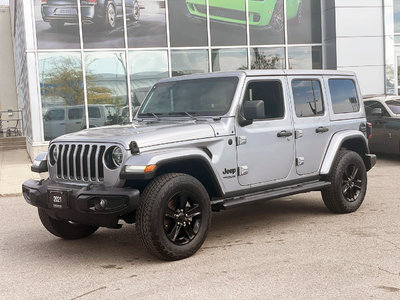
[39,52,85,140]
[126,0,167,47]
[212,48,248,72]
[34,0,80,49]
[292,80,324,117]
[287,0,321,44]
[81,1,126,48]
[84,52,128,127]
[395,0,400,33]
[328,79,359,114]
[171,50,209,76]
[169,0,208,47]
[209,0,247,46]
[249,0,285,45]
[288,46,322,69]
[250,47,285,69]
[128,50,168,121]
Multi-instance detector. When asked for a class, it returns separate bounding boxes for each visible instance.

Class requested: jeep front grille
[56,144,106,182]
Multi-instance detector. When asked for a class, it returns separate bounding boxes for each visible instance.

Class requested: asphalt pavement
[1,154,400,299]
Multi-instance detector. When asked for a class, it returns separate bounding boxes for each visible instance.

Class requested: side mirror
[371,108,383,116]
[239,100,265,127]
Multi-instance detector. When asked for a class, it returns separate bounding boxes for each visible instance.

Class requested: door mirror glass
[243,100,265,120]
[371,107,383,116]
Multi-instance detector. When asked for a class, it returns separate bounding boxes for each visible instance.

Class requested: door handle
[315,126,329,133]
[277,130,293,138]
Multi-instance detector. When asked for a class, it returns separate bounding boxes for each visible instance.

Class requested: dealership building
[8,0,400,159]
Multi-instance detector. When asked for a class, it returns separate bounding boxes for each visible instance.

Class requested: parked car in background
[41,0,140,31]
[43,104,118,140]
[364,96,400,155]
[185,0,301,31]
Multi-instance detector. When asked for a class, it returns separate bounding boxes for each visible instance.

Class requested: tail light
[367,122,372,139]
[41,0,47,3]
[88,0,98,3]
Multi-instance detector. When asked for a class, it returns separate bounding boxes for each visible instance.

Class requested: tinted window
[328,79,360,114]
[292,80,324,117]
[243,81,284,119]
[365,101,389,117]
[88,107,101,119]
[68,108,83,120]
[46,109,64,121]
[386,100,400,114]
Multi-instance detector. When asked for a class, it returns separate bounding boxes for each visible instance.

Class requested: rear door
[288,77,331,175]
[235,76,295,186]
[364,100,389,153]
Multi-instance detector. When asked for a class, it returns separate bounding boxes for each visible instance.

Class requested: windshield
[138,77,239,117]
[386,100,400,114]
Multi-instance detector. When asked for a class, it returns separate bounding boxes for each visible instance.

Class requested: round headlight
[111,147,123,167]
[49,145,58,165]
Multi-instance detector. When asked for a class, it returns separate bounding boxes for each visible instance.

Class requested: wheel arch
[320,130,371,175]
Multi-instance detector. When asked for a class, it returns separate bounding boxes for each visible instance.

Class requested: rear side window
[243,81,284,119]
[292,80,324,117]
[68,108,83,120]
[88,107,101,119]
[329,79,360,114]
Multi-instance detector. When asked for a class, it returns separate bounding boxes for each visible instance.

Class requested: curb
[0,193,22,197]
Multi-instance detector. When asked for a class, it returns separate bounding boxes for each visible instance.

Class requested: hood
[52,121,216,149]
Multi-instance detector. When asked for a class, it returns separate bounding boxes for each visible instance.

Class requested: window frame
[291,78,325,118]
[239,78,286,122]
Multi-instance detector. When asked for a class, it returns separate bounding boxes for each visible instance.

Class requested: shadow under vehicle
[43,104,119,140]
[185,0,301,31]
[41,0,140,31]
[364,96,400,155]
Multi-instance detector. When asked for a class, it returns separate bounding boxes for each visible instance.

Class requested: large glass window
[329,79,360,114]
[126,0,167,48]
[139,77,239,116]
[386,99,400,114]
[168,0,208,47]
[128,50,169,120]
[292,80,324,117]
[287,0,321,44]
[81,1,125,48]
[250,47,285,69]
[171,50,209,76]
[212,48,248,72]
[210,0,247,46]
[39,52,85,141]
[288,46,322,69]
[84,52,128,127]
[249,0,285,45]
[34,0,80,49]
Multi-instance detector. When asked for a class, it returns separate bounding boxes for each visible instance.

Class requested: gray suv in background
[23,70,376,260]
[41,0,140,31]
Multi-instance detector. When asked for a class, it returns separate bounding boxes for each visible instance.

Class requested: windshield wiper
[168,111,197,120]
[138,112,162,120]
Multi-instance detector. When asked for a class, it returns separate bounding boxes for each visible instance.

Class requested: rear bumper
[365,154,377,171]
[22,179,140,228]
[41,5,98,24]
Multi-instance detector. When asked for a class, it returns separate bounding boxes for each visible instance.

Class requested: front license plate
[48,190,69,209]
[55,8,77,15]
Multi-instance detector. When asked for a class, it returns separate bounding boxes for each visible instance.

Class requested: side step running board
[212,181,331,210]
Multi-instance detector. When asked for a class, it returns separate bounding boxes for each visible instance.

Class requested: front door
[364,101,390,153]
[235,77,295,186]
[288,77,332,175]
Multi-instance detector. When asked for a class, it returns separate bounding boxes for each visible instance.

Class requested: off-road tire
[136,173,211,261]
[321,150,367,213]
[38,208,99,239]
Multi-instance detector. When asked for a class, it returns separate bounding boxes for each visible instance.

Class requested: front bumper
[366,154,377,171]
[22,179,140,228]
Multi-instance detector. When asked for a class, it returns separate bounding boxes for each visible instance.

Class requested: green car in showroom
[185,0,302,31]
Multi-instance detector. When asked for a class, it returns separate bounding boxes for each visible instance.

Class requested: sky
[0,0,9,5]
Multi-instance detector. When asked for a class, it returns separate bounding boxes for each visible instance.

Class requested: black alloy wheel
[341,164,362,202]
[163,191,202,246]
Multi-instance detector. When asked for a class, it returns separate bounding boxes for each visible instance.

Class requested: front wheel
[136,173,211,260]
[130,1,140,22]
[321,150,367,213]
[38,208,99,239]
[104,3,117,30]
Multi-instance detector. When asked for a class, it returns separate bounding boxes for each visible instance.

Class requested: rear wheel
[131,1,140,22]
[321,150,367,213]
[38,208,98,239]
[136,173,211,260]
[270,0,284,32]
[104,3,116,29]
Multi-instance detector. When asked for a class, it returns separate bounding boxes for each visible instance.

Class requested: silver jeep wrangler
[23,70,376,260]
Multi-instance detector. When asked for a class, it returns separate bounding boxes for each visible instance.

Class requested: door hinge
[236,136,247,146]
[295,130,303,139]
[296,157,305,166]
[238,166,249,176]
